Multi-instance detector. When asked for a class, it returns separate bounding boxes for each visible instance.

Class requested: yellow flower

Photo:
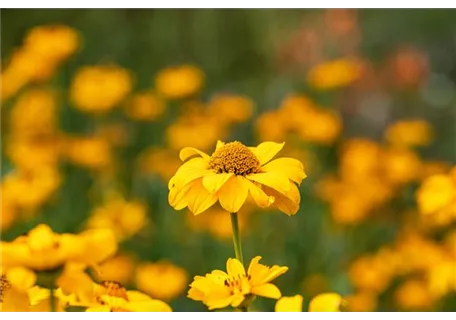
[155,65,204,99]
[23,24,80,63]
[255,111,287,142]
[169,141,306,215]
[0,267,36,311]
[70,65,133,113]
[124,92,166,121]
[0,224,117,271]
[417,173,455,216]
[307,58,361,90]
[394,280,434,310]
[58,271,171,312]
[275,293,343,312]
[207,94,254,124]
[308,293,343,312]
[381,147,421,185]
[349,255,393,294]
[87,197,148,242]
[64,136,112,171]
[385,120,433,147]
[275,294,303,312]
[93,254,136,285]
[345,291,378,312]
[135,261,188,301]
[188,256,288,310]
[138,147,181,182]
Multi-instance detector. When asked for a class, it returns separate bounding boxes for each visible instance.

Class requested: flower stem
[230,212,244,265]
[50,281,56,312]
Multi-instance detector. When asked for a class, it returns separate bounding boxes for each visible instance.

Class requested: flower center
[223,274,251,295]
[101,281,129,301]
[208,141,260,176]
[0,275,11,303]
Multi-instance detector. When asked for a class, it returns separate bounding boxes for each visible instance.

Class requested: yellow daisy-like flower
[169,141,306,215]
[275,293,343,312]
[188,256,288,310]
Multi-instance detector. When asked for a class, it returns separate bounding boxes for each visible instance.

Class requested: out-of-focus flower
[308,293,343,312]
[155,65,204,99]
[307,58,361,90]
[0,190,18,231]
[382,147,421,186]
[255,110,287,142]
[385,120,433,148]
[345,291,378,312]
[124,92,166,121]
[70,65,133,113]
[339,138,382,181]
[186,207,248,240]
[58,271,171,312]
[207,94,254,124]
[275,294,303,312]
[138,147,181,182]
[394,280,434,310]
[23,25,80,64]
[0,224,117,271]
[0,267,36,311]
[169,141,306,215]
[93,254,136,285]
[86,197,148,242]
[64,136,112,171]
[349,255,393,294]
[427,260,456,299]
[188,256,288,310]
[135,261,188,301]
[388,46,429,89]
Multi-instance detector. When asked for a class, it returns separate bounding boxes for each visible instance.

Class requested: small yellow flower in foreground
[275,294,303,312]
[58,270,171,312]
[135,261,188,301]
[169,141,306,215]
[308,293,343,312]
[155,65,204,99]
[0,224,117,271]
[188,256,288,310]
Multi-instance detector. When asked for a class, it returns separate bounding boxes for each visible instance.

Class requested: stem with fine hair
[230,212,244,265]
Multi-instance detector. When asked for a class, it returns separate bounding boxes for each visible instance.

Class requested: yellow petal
[86,306,111,312]
[215,140,225,150]
[168,158,211,189]
[262,266,289,284]
[251,283,281,299]
[76,228,117,265]
[187,180,218,215]
[252,141,285,165]
[263,185,300,216]
[128,299,172,312]
[247,256,263,276]
[247,172,291,195]
[275,295,303,312]
[6,267,36,291]
[202,173,233,193]
[187,287,205,301]
[262,157,307,184]
[308,293,343,312]
[206,295,236,310]
[218,176,249,213]
[179,147,210,162]
[248,182,275,208]
[226,258,246,278]
[168,181,193,210]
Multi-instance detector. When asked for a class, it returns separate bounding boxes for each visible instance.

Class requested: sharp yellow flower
[169,141,306,215]
[188,256,288,310]
[0,224,117,271]
[58,270,171,312]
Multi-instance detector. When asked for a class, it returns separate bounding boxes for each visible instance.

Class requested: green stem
[50,282,56,312]
[230,212,244,265]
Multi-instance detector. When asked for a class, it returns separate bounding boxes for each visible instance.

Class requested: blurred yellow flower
[169,141,306,215]
[135,261,188,301]
[307,58,361,90]
[23,24,80,64]
[64,136,112,171]
[208,94,254,124]
[125,92,166,121]
[349,255,393,294]
[70,65,133,113]
[308,293,343,312]
[427,260,456,299]
[394,280,434,310]
[0,224,117,271]
[382,147,421,185]
[0,266,36,311]
[275,294,303,312]
[385,120,433,147]
[188,256,288,310]
[255,111,287,142]
[417,172,455,218]
[87,197,148,242]
[345,291,377,312]
[93,254,136,285]
[155,65,204,99]
[58,271,171,312]
[138,147,181,182]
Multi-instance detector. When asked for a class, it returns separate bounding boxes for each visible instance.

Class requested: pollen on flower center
[101,281,129,300]
[208,141,260,176]
[223,274,250,293]
[0,275,11,303]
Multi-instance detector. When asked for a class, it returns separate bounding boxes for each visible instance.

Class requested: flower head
[169,141,306,215]
[188,256,288,310]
